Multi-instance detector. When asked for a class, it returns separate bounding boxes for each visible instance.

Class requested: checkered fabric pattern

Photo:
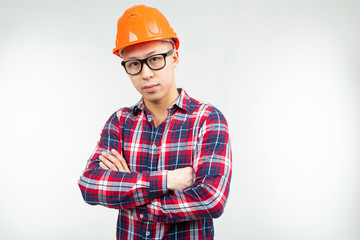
[78,89,232,240]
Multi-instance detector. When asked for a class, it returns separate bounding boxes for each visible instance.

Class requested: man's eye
[128,61,139,68]
[149,56,161,62]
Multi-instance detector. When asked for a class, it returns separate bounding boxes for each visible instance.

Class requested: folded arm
[134,108,232,223]
[79,108,232,222]
[78,112,168,209]
[140,108,232,223]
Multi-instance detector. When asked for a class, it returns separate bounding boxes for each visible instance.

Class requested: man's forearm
[133,172,231,224]
[79,147,168,210]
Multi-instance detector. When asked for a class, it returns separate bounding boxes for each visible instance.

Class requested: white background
[0,0,359,239]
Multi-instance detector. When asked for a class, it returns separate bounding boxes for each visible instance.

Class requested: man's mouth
[143,84,159,92]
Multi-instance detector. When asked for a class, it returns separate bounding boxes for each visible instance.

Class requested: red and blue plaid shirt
[78,89,232,239]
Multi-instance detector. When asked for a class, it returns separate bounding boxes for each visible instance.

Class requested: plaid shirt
[78,89,232,240]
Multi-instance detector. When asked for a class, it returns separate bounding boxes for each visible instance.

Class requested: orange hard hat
[113,5,180,58]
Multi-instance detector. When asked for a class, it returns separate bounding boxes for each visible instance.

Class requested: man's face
[121,40,179,105]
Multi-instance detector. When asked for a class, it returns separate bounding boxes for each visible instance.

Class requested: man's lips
[143,84,159,92]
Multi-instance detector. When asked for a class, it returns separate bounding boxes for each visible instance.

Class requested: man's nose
[141,63,154,80]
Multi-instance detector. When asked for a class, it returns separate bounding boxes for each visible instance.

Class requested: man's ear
[171,50,179,68]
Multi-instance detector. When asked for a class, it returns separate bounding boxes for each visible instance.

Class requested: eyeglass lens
[124,54,166,75]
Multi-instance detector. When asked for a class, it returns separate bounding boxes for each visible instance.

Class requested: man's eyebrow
[125,50,158,60]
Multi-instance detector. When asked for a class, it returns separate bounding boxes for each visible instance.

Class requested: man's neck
[144,87,179,127]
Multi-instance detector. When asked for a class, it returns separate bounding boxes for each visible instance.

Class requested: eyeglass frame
[121,50,174,76]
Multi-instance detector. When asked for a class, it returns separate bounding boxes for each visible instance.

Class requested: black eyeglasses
[121,50,173,75]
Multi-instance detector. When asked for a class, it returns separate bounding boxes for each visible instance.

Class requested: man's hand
[99,149,131,172]
[167,167,194,191]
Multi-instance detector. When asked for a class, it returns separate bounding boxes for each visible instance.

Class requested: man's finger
[99,156,113,170]
[111,149,131,172]
[101,152,125,172]
[99,161,109,170]
[99,154,121,171]
[103,152,125,171]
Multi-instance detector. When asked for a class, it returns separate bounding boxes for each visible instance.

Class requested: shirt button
[147,117,151,122]
[139,214,144,218]
[146,231,150,236]
[152,144,156,149]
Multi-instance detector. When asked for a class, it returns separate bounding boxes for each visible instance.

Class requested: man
[78,5,232,240]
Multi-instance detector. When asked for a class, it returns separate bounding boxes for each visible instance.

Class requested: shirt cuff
[148,170,168,198]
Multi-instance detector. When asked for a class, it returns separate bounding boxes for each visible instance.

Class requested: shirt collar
[132,88,190,115]
[172,88,190,113]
